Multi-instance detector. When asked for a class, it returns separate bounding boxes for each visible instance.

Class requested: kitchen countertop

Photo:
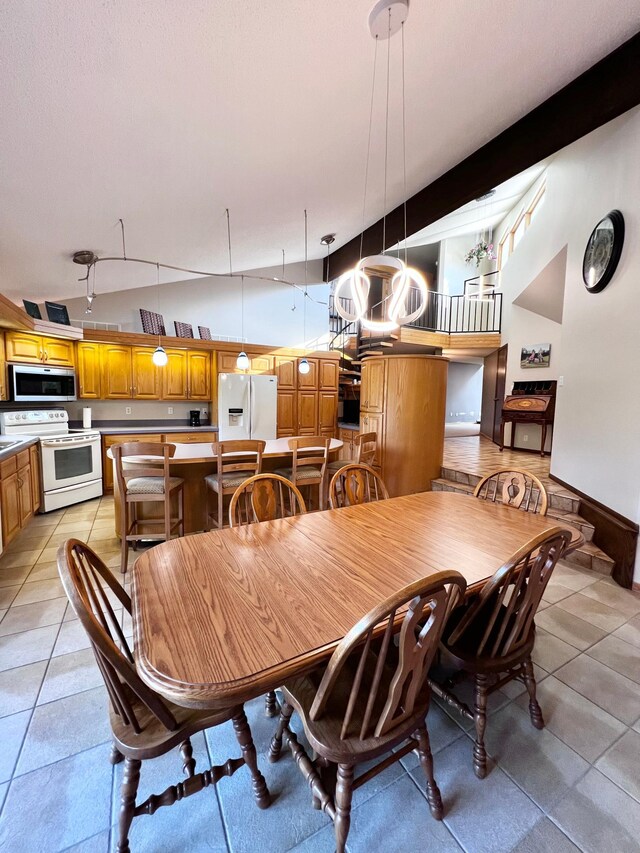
[0,436,39,461]
[337,422,360,431]
[107,437,342,463]
[69,422,218,435]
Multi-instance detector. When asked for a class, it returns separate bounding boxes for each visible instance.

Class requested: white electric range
[0,410,102,512]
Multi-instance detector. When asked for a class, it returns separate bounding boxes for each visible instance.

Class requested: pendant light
[334,1,427,333]
[226,208,249,371]
[298,210,310,374]
[152,262,168,366]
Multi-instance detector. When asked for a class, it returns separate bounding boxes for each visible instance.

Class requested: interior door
[480,344,508,444]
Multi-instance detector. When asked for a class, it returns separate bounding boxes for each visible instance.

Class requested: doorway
[480,344,507,444]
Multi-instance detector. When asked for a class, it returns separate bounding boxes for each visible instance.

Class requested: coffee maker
[189,410,201,427]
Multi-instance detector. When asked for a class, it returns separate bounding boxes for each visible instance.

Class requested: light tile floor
[0,497,639,852]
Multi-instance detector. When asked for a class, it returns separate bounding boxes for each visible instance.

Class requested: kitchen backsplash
[0,399,213,425]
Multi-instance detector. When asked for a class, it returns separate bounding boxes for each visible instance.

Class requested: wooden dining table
[131,491,584,711]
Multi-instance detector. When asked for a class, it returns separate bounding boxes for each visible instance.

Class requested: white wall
[497,107,640,581]
[446,362,483,423]
[439,234,498,296]
[60,260,329,350]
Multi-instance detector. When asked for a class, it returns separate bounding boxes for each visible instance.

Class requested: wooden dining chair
[274,436,330,510]
[431,527,572,779]
[112,442,184,575]
[474,468,548,515]
[205,440,265,530]
[269,570,467,853]
[229,473,306,719]
[327,431,378,478]
[328,463,389,509]
[57,539,270,853]
[229,473,307,527]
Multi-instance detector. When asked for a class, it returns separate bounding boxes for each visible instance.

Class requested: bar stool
[205,440,265,530]
[112,442,184,574]
[327,431,377,477]
[273,436,330,511]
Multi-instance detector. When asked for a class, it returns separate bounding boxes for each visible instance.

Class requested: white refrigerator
[217,373,278,441]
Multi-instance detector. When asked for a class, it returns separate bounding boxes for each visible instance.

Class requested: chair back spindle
[329,463,389,509]
[354,432,377,467]
[112,441,177,495]
[310,572,466,740]
[229,474,307,527]
[447,528,571,659]
[474,468,548,515]
[212,440,265,479]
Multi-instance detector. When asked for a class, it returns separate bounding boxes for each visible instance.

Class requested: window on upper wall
[497,182,546,272]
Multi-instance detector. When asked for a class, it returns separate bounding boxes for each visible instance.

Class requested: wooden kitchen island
[109,438,342,536]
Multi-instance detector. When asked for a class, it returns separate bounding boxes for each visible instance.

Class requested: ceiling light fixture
[152,262,168,366]
[334,0,427,334]
[299,210,310,374]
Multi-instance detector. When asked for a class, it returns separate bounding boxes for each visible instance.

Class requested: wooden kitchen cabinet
[277,391,297,438]
[338,427,357,461]
[29,444,41,512]
[0,336,6,401]
[359,355,447,496]
[297,358,318,389]
[77,342,102,399]
[162,349,188,399]
[360,358,385,412]
[0,449,35,546]
[297,391,319,435]
[131,347,161,399]
[319,392,338,436]
[187,351,211,400]
[164,432,217,444]
[275,357,296,390]
[5,332,75,367]
[217,352,273,375]
[319,358,339,391]
[101,346,132,399]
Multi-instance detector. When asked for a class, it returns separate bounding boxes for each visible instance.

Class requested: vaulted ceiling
[1,1,638,302]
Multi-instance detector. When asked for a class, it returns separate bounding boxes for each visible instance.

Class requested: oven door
[40,435,102,492]
[10,364,77,402]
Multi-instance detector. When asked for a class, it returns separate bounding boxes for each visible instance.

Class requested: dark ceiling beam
[326,30,640,279]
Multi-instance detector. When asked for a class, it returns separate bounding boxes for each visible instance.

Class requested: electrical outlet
[201,408,207,416]
[125,406,132,415]
[168,406,174,415]
[559,375,564,386]
[523,434,528,442]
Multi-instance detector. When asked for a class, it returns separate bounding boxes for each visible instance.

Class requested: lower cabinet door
[1,473,20,545]
[319,392,338,435]
[360,412,384,468]
[277,391,297,437]
[297,391,318,435]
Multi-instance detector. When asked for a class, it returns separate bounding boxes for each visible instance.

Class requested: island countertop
[108,436,342,463]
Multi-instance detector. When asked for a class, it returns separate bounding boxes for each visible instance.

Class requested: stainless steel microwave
[9,364,77,402]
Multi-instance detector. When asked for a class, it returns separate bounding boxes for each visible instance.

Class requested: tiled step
[430,474,613,576]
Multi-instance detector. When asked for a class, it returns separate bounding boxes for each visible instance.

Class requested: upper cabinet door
[101,346,132,398]
[132,347,161,399]
[297,391,319,434]
[361,359,385,412]
[77,342,102,399]
[297,358,318,390]
[162,349,188,399]
[275,357,296,390]
[319,359,338,391]
[5,332,43,364]
[42,337,75,367]
[250,354,273,374]
[187,351,211,400]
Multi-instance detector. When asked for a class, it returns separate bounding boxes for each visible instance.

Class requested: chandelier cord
[225,208,233,275]
[359,35,379,261]
[381,7,392,255]
[156,262,162,348]
[303,209,308,346]
[401,19,408,264]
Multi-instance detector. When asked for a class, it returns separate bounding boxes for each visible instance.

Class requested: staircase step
[359,341,393,351]
[359,349,386,357]
[564,541,615,575]
[546,507,595,542]
[360,332,399,341]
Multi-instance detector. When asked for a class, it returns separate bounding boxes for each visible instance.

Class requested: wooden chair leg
[522,656,544,729]
[116,757,141,853]
[334,763,354,853]
[218,487,224,530]
[120,501,129,575]
[415,724,443,819]
[231,709,270,809]
[269,700,294,762]
[180,738,196,777]
[164,490,171,543]
[110,742,124,765]
[178,486,185,537]
[264,690,280,718]
[473,673,489,779]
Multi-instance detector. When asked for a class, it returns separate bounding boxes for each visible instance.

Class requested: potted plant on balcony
[464,239,495,267]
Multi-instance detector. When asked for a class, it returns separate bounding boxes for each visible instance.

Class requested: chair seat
[441,601,536,674]
[273,466,323,481]
[327,459,353,472]
[281,652,431,764]
[205,471,252,491]
[109,682,237,761]
[126,476,183,495]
